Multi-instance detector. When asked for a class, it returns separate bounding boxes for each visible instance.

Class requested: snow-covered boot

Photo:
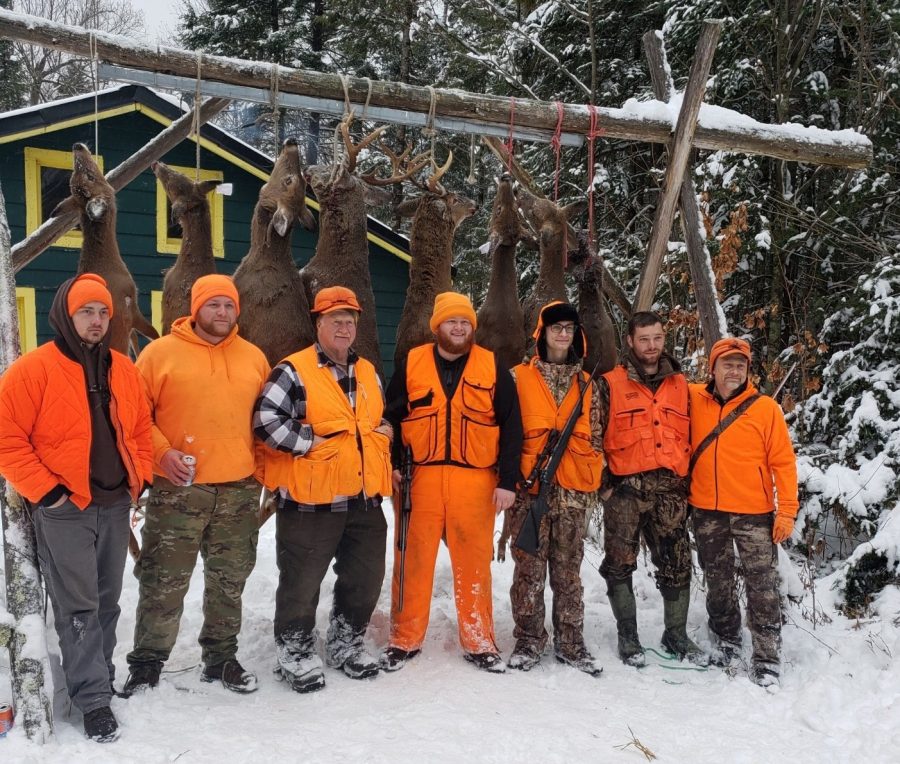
[555,645,603,677]
[606,579,645,668]
[464,651,506,673]
[276,642,326,694]
[750,662,780,688]
[380,646,421,673]
[201,658,259,693]
[709,638,741,668]
[660,586,709,667]
[508,642,541,672]
[83,706,119,743]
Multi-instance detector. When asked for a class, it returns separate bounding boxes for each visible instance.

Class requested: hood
[532,300,585,363]
[49,275,112,378]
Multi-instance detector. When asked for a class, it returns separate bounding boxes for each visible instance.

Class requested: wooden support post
[0,9,872,169]
[643,30,727,344]
[481,135,632,318]
[0,181,53,744]
[12,96,231,272]
[633,20,722,313]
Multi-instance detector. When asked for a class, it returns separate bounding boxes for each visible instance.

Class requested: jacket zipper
[713,401,723,511]
[110,384,140,499]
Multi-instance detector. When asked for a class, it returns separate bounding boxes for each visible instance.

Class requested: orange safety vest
[262,346,392,503]
[516,359,602,493]
[400,344,500,469]
[602,365,690,477]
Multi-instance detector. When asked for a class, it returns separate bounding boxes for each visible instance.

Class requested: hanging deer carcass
[393,152,477,365]
[300,116,430,379]
[475,174,527,369]
[569,237,619,373]
[51,143,158,355]
[233,138,317,366]
[153,161,221,334]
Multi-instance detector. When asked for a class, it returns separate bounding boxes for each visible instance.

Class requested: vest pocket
[401,409,439,463]
[461,378,495,413]
[461,414,500,468]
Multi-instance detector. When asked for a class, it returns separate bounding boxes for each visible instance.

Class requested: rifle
[396,445,413,612]
[515,357,603,556]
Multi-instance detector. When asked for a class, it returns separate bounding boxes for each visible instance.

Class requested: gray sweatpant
[33,496,131,714]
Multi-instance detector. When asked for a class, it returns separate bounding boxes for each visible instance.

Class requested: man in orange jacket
[381,292,523,673]
[599,311,706,667]
[124,275,270,696]
[254,286,393,693]
[689,337,798,688]
[0,274,153,742]
[507,302,604,675]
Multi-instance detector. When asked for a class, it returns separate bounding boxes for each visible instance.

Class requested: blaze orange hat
[312,286,361,315]
[190,274,240,320]
[67,273,113,317]
[429,291,477,333]
[709,337,752,371]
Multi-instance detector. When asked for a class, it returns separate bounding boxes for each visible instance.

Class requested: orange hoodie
[688,382,799,517]
[135,316,270,484]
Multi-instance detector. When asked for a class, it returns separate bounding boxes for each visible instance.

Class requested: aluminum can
[182,455,197,486]
[0,702,13,737]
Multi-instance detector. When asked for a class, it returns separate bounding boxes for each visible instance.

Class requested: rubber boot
[606,578,645,668]
[660,586,709,667]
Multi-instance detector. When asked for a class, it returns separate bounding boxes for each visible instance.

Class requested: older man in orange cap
[125,274,270,696]
[380,291,523,674]
[254,286,393,693]
[0,273,153,742]
[689,336,798,688]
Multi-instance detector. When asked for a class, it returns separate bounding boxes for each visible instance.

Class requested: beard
[196,314,236,338]
[436,332,474,356]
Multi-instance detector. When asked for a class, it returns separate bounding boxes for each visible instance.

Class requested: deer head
[259,138,317,240]
[514,184,586,267]
[488,173,526,255]
[152,161,222,223]
[395,150,477,227]
[51,143,115,222]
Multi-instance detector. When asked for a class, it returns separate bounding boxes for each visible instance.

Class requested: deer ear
[394,198,420,218]
[299,207,317,232]
[50,196,78,219]
[562,199,588,221]
[198,180,222,196]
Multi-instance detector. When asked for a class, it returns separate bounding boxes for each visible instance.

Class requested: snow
[2,503,899,761]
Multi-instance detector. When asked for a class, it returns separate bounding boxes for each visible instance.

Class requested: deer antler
[361,142,432,187]
[340,113,388,173]
[426,150,454,195]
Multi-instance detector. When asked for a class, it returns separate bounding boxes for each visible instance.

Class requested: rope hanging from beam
[586,103,605,248]
[193,52,202,180]
[505,97,516,174]
[551,100,565,201]
[269,63,280,150]
[89,32,99,154]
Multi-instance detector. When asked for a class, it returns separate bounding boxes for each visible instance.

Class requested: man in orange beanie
[0,274,153,742]
[381,291,523,673]
[254,286,393,693]
[689,336,798,688]
[125,274,270,696]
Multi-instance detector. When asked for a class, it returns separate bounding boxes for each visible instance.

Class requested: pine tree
[0,0,25,110]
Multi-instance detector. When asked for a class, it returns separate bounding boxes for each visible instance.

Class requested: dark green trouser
[128,477,260,667]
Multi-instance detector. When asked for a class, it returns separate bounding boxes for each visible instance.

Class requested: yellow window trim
[150,290,162,336]
[0,104,138,145]
[24,146,104,250]
[15,286,38,354]
[156,164,225,258]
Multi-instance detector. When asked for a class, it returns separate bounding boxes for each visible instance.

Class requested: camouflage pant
[598,476,692,590]
[693,509,781,666]
[508,489,591,656]
[128,477,260,667]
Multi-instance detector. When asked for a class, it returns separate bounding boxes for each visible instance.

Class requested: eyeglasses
[548,323,577,336]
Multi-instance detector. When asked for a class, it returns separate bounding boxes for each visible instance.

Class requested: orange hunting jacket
[688,382,799,517]
[0,341,153,509]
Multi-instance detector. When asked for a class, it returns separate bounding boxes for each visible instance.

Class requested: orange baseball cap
[312,286,362,315]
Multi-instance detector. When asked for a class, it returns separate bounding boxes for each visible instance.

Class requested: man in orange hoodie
[0,274,153,742]
[124,275,270,696]
[689,337,798,688]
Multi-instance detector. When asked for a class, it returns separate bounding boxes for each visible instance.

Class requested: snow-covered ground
[2,503,899,763]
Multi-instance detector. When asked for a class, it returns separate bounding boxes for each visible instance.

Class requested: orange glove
[772,514,795,544]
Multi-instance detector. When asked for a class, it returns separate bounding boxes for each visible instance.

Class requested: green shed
[0,84,410,375]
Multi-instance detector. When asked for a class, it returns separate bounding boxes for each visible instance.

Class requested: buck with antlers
[301,114,430,378]
[515,185,586,346]
[51,143,158,355]
[475,174,528,369]
[233,138,317,366]
[153,161,221,334]
[392,151,477,365]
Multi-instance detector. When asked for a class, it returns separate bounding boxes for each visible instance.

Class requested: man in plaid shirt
[254,286,393,693]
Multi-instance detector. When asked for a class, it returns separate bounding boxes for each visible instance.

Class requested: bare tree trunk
[0,180,53,744]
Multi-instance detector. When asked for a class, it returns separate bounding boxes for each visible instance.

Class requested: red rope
[505,97,516,173]
[586,104,605,247]
[551,101,565,201]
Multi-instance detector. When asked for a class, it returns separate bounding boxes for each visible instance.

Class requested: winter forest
[1,0,899,759]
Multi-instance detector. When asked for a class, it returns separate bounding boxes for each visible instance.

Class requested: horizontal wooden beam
[0,9,872,169]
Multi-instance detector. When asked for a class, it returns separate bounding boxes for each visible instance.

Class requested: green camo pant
[128,477,260,667]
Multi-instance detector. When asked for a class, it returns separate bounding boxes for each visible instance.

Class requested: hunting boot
[606,579,645,668]
[660,586,709,667]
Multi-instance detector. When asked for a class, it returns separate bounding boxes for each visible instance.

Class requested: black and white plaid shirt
[253,344,385,512]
